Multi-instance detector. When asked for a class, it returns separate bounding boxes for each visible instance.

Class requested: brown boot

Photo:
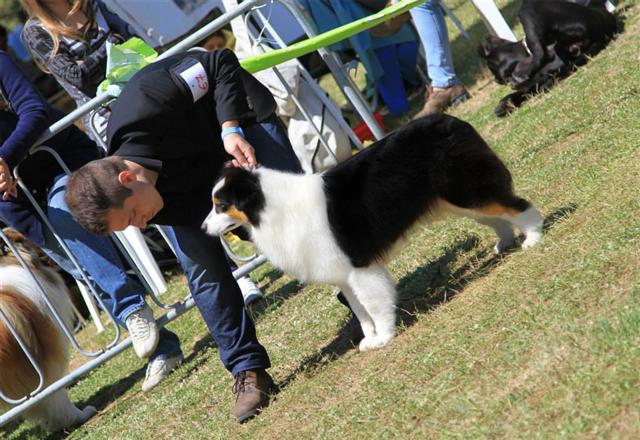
[413,84,470,119]
[233,369,274,423]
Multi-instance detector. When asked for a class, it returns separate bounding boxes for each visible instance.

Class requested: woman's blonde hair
[20,0,95,57]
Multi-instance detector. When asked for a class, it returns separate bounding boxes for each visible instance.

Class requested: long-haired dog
[479,0,618,116]
[203,114,543,351]
[0,229,96,431]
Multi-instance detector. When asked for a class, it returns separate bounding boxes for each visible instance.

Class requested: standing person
[0,49,183,392]
[409,0,470,117]
[20,0,265,304]
[65,49,302,423]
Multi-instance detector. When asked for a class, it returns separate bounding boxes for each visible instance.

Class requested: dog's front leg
[346,265,397,352]
[339,285,376,341]
[512,10,547,84]
[495,91,525,117]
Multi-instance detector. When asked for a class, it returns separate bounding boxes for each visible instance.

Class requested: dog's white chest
[251,173,352,284]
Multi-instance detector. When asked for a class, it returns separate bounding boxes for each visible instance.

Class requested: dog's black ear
[219,167,265,226]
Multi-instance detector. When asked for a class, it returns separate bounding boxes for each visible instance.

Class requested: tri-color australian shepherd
[0,229,96,431]
[203,114,543,351]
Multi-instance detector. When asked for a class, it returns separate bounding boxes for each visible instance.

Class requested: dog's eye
[215,202,230,213]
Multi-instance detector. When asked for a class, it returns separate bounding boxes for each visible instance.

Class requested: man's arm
[172,50,257,167]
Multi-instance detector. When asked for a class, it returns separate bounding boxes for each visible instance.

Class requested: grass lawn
[3,0,640,438]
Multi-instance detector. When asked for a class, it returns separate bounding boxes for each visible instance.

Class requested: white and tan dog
[203,115,543,351]
[0,229,96,431]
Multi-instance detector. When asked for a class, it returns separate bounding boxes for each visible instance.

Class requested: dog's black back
[322,114,526,267]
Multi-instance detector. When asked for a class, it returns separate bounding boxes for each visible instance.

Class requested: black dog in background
[479,0,618,117]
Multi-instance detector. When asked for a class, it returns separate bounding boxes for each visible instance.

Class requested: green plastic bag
[98,37,158,95]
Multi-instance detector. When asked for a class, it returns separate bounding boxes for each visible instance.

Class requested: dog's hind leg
[510,204,544,249]
[347,265,397,352]
[475,217,517,254]
[471,198,543,250]
[26,389,96,432]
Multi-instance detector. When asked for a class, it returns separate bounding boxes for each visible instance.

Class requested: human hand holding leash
[0,157,18,200]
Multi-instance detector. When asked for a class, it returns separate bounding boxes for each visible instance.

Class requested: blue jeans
[410,0,459,88]
[163,226,270,375]
[374,41,420,116]
[44,174,182,360]
[246,114,303,173]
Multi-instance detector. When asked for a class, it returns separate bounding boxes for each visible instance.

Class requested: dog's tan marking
[227,206,250,224]
[474,203,520,217]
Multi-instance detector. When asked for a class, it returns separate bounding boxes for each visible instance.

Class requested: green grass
[3,1,640,438]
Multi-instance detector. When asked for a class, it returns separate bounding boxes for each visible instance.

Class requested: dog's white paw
[358,333,394,352]
[522,231,542,249]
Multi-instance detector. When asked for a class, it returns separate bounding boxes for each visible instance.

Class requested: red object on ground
[353,112,385,142]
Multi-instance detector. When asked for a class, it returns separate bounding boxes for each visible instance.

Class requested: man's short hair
[65,156,132,235]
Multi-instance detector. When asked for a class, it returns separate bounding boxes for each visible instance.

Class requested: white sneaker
[141,353,184,392]
[237,276,262,306]
[125,305,159,359]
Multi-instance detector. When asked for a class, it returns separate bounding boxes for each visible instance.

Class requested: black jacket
[107,49,276,227]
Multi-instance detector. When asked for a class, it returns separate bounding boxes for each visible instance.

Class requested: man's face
[105,180,164,232]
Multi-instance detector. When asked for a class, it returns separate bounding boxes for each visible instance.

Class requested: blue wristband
[221,126,244,140]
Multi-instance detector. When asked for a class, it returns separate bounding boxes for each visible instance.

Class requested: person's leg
[409,0,458,88]
[397,40,420,89]
[43,175,182,360]
[162,225,270,374]
[410,0,469,116]
[373,44,410,116]
[162,224,273,421]
[245,114,303,173]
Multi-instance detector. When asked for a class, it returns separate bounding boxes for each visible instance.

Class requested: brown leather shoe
[413,84,470,119]
[233,369,274,423]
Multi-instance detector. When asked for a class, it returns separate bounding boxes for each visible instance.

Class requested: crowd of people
[0,0,471,426]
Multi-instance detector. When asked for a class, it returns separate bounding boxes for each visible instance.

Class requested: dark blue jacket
[0,51,101,245]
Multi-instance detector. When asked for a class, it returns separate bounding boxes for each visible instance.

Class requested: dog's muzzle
[201,213,238,237]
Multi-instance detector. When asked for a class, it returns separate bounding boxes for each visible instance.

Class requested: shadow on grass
[275,320,359,394]
[396,204,577,327]
[275,204,576,393]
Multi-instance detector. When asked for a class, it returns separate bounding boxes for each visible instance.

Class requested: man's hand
[222,133,257,168]
[0,157,18,200]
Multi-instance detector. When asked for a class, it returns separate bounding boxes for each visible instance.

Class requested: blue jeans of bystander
[409,0,459,88]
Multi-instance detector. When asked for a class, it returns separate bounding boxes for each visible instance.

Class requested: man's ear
[118,170,136,186]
